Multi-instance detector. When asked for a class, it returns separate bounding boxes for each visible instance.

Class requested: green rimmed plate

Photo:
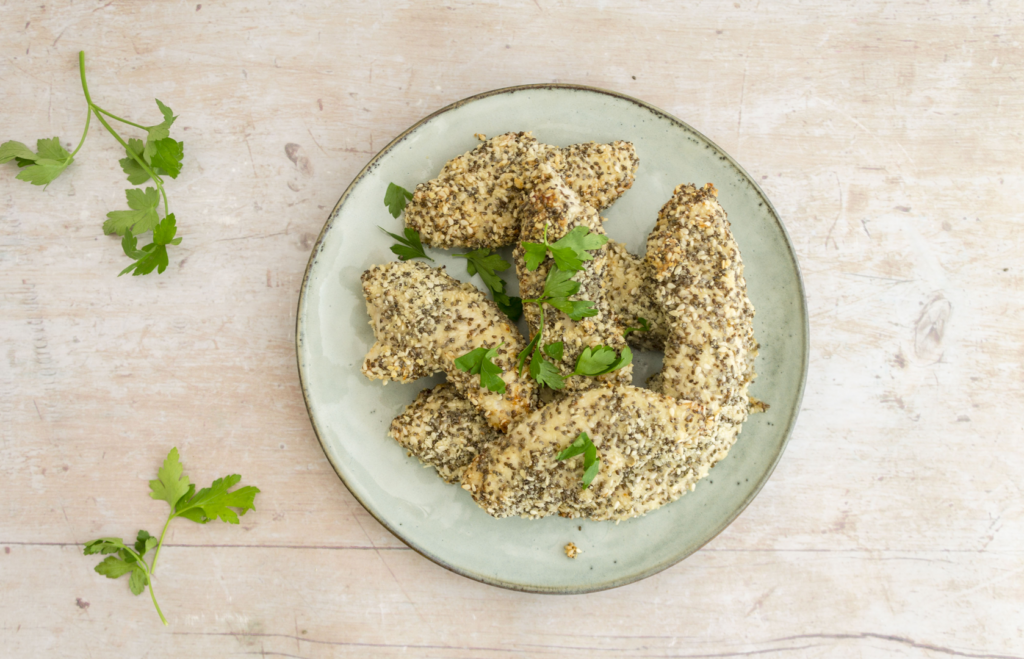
[296,84,808,593]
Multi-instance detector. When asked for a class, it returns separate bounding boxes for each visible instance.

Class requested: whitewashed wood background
[1,1,1021,657]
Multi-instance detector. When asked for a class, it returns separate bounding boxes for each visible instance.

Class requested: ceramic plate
[296,85,808,593]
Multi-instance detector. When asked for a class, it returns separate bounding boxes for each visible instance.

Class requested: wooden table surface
[2,1,1022,657]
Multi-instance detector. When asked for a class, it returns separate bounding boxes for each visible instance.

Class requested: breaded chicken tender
[461,384,714,521]
[404,132,638,249]
[643,183,760,463]
[361,261,535,431]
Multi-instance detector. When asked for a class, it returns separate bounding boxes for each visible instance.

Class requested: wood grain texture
[1,1,1021,657]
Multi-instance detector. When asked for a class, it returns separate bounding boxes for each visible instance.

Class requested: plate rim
[295,83,810,594]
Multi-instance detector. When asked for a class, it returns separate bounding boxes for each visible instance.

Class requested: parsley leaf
[522,241,549,271]
[384,182,414,218]
[174,474,261,525]
[521,224,608,272]
[546,297,598,321]
[104,187,161,236]
[517,330,542,376]
[541,267,581,299]
[624,317,651,337]
[0,140,37,163]
[529,347,565,390]
[556,431,601,489]
[573,345,633,377]
[119,213,182,277]
[128,565,149,596]
[551,226,609,260]
[143,100,177,163]
[94,554,136,579]
[84,447,260,625]
[134,530,158,557]
[1,137,74,186]
[543,341,564,362]
[454,342,507,394]
[379,226,433,262]
[456,248,510,290]
[149,137,184,179]
[455,248,523,321]
[494,292,524,320]
[119,138,153,185]
[86,531,155,599]
[149,447,191,508]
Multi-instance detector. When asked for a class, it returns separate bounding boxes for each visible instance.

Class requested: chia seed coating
[361,260,536,431]
[404,132,638,249]
[389,383,501,484]
[461,383,716,521]
[602,240,670,351]
[643,183,761,463]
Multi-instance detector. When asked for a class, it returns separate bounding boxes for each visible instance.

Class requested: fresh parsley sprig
[84,447,260,626]
[379,226,433,261]
[454,248,523,320]
[624,317,651,337]
[556,431,601,489]
[1,52,185,275]
[523,225,609,272]
[516,232,606,389]
[454,342,506,393]
[540,342,633,377]
[384,182,414,218]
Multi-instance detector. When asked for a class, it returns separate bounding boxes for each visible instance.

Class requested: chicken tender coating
[602,240,670,351]
[514,165,632,393]
[361,261,535,431]
[389,383,500,484]
[643,183,760,459]
[559,141,640,212]
[461,384,714,521]
[404,132,638,249]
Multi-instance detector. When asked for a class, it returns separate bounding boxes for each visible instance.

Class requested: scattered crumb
[564,542,580,559]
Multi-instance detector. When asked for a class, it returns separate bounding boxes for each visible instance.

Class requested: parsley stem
[69,95,92,159]
[94,107,148,130]
[78,51,171,215]
[146,569,168,626]
[148,512,175,574]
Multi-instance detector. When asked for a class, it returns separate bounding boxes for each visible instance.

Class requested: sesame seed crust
[643,183,761,463]
[460,383,715,521]
[388,383,501,484]
[361,260,536,431]
[514,164,632,393]
[404,132,638,249]
[602,240,670,351]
